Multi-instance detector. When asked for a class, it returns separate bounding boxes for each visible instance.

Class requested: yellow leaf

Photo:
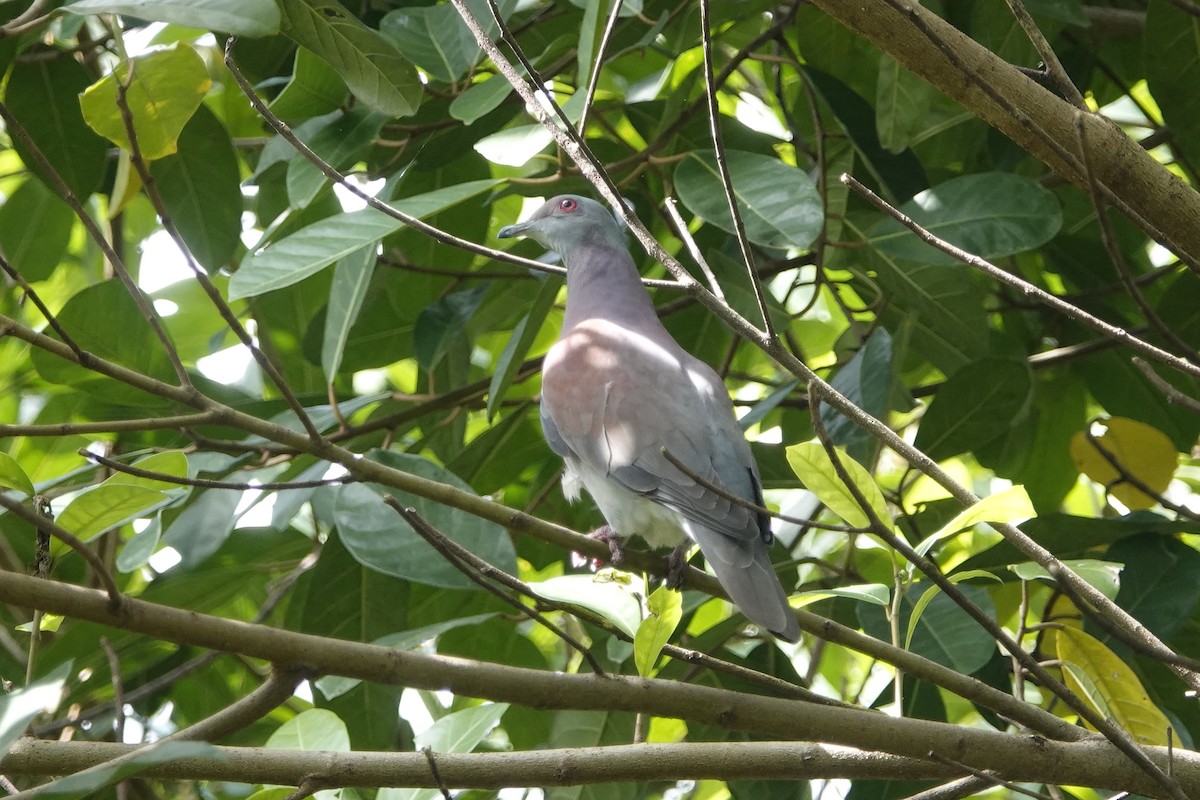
[1055,626,1173,745]
[1069,417,1177,510]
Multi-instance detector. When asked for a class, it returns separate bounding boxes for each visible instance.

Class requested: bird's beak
[497,221,532,239]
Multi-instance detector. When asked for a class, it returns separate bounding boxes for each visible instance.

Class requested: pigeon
[498,195,800,641]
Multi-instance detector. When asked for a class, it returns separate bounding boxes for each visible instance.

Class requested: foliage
[1,0,1199,797]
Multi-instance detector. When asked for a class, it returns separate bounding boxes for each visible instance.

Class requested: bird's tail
[689,526,800,642]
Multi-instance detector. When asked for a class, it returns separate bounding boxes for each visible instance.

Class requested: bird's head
[497,195,626,257]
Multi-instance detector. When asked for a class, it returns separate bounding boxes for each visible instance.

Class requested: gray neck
[561,239,669,340]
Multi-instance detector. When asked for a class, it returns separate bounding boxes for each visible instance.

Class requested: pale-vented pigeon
[498,195,800,642]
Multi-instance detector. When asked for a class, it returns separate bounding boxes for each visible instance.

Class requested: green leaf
[1106,534,1200,640]
[876,54,934,153]
[79,43,212,159]
[103,451,190,492]
[487,276,560,419]
[0,178,75,282]
[1010,559,1123,601]
[785,441,891,530]
[5,58,107,197]
[859,585,996,674]
[333,450,517,589]
[286,107,388,208]
[417,702,508,751]
[32,741,222,799]
[634,584,682,677]
[315,612,497,700]
[269,46,348,120]
[1146,1,1200,165]
[820,327,892,465]
[0,452,36,496]
[381,0,511,84]
[150,104,242,271]
[867,255,990,375]
[868,173,1062,265]
[915,485,1036,557]
[266,708,350,751]
[321,244,378,380]
[1056,626,1173,746]
[161,489,241,568]
[914,358,1033,462]
[67,0,280,35]
[230,179,499,299]
[529,573,643,638]
[905,571,1001,650]
[57,484,171,544]
[278,0,423,117]
[674,150,823,249]
[116,514,162,573]
[0,662,69,756]
[791,583,891,608]
[414,284,490,370]
[450,75,514,124]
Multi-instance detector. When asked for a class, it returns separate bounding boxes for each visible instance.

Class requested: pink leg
[589,524,624,565]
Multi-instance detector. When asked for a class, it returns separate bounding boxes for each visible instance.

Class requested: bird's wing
[541,319,765,549]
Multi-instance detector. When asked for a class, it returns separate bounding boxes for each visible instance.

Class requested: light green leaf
[79,43,212,160]
[450,76,513,124]
[322,244,378,380]
[0,452,36,496]
[381,704,509,800]
[915,485,1036,557]
[487,276,561,419]
[674,150,823,249]
[101,451,189,492]
[230,179,499,299]
[1010,559,1123,601]
[67,0,280,35]
[785,441,891,530]
[791,583,890,609]
[57,484,171,545]
[529,573,643,638]
[634,584,682,677]
[266,708,350,752]
[278,0,422,117]
[0,662,69,756]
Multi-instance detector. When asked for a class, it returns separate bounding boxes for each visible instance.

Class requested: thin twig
[840,173,1200,382]
[1132,358,1200,415]
[807,382,1189,800]
[0,255,85,357]
[927,751,1057,800]
[421,748,454,800]
[1002,0,1086,109]
[383,497,606,676]
[662,197,726,301]
[698,0,774,337]
[80,451,358,492]
[577,0,625,135]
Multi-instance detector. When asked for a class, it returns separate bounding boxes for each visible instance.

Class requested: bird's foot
[664,542,691,589]
[587,524,624,568]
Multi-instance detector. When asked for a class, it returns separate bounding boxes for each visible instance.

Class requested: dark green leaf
[287,107,388,208]
[150,104,242,272]
[381,0,512,84]
[333,450,517,589]
[5,58,107,198]
[487,275,560,418]
[1105,534,1200,642]
[869,173,1062,266]
[414,284,490,370]
[821,328,893,464]
[915,357,1033,461]
[674,149,823,249]
[0,179,75,282]
[278,0,423,117]
[270,46,348,120]
[859,585,996,674]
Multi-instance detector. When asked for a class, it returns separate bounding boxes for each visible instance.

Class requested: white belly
[563,458,687,549]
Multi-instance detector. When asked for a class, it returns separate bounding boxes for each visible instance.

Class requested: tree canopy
[1,0,1200,798]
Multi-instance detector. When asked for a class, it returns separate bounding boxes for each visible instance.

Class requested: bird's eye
[558,198,578,212]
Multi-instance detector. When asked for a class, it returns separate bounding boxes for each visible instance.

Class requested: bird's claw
[587,524,624,568]
[664,542,690,589]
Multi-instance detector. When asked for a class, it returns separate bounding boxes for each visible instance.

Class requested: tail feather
[689,525,799,642]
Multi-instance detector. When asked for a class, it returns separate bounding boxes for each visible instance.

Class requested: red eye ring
[558,198,578,212]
